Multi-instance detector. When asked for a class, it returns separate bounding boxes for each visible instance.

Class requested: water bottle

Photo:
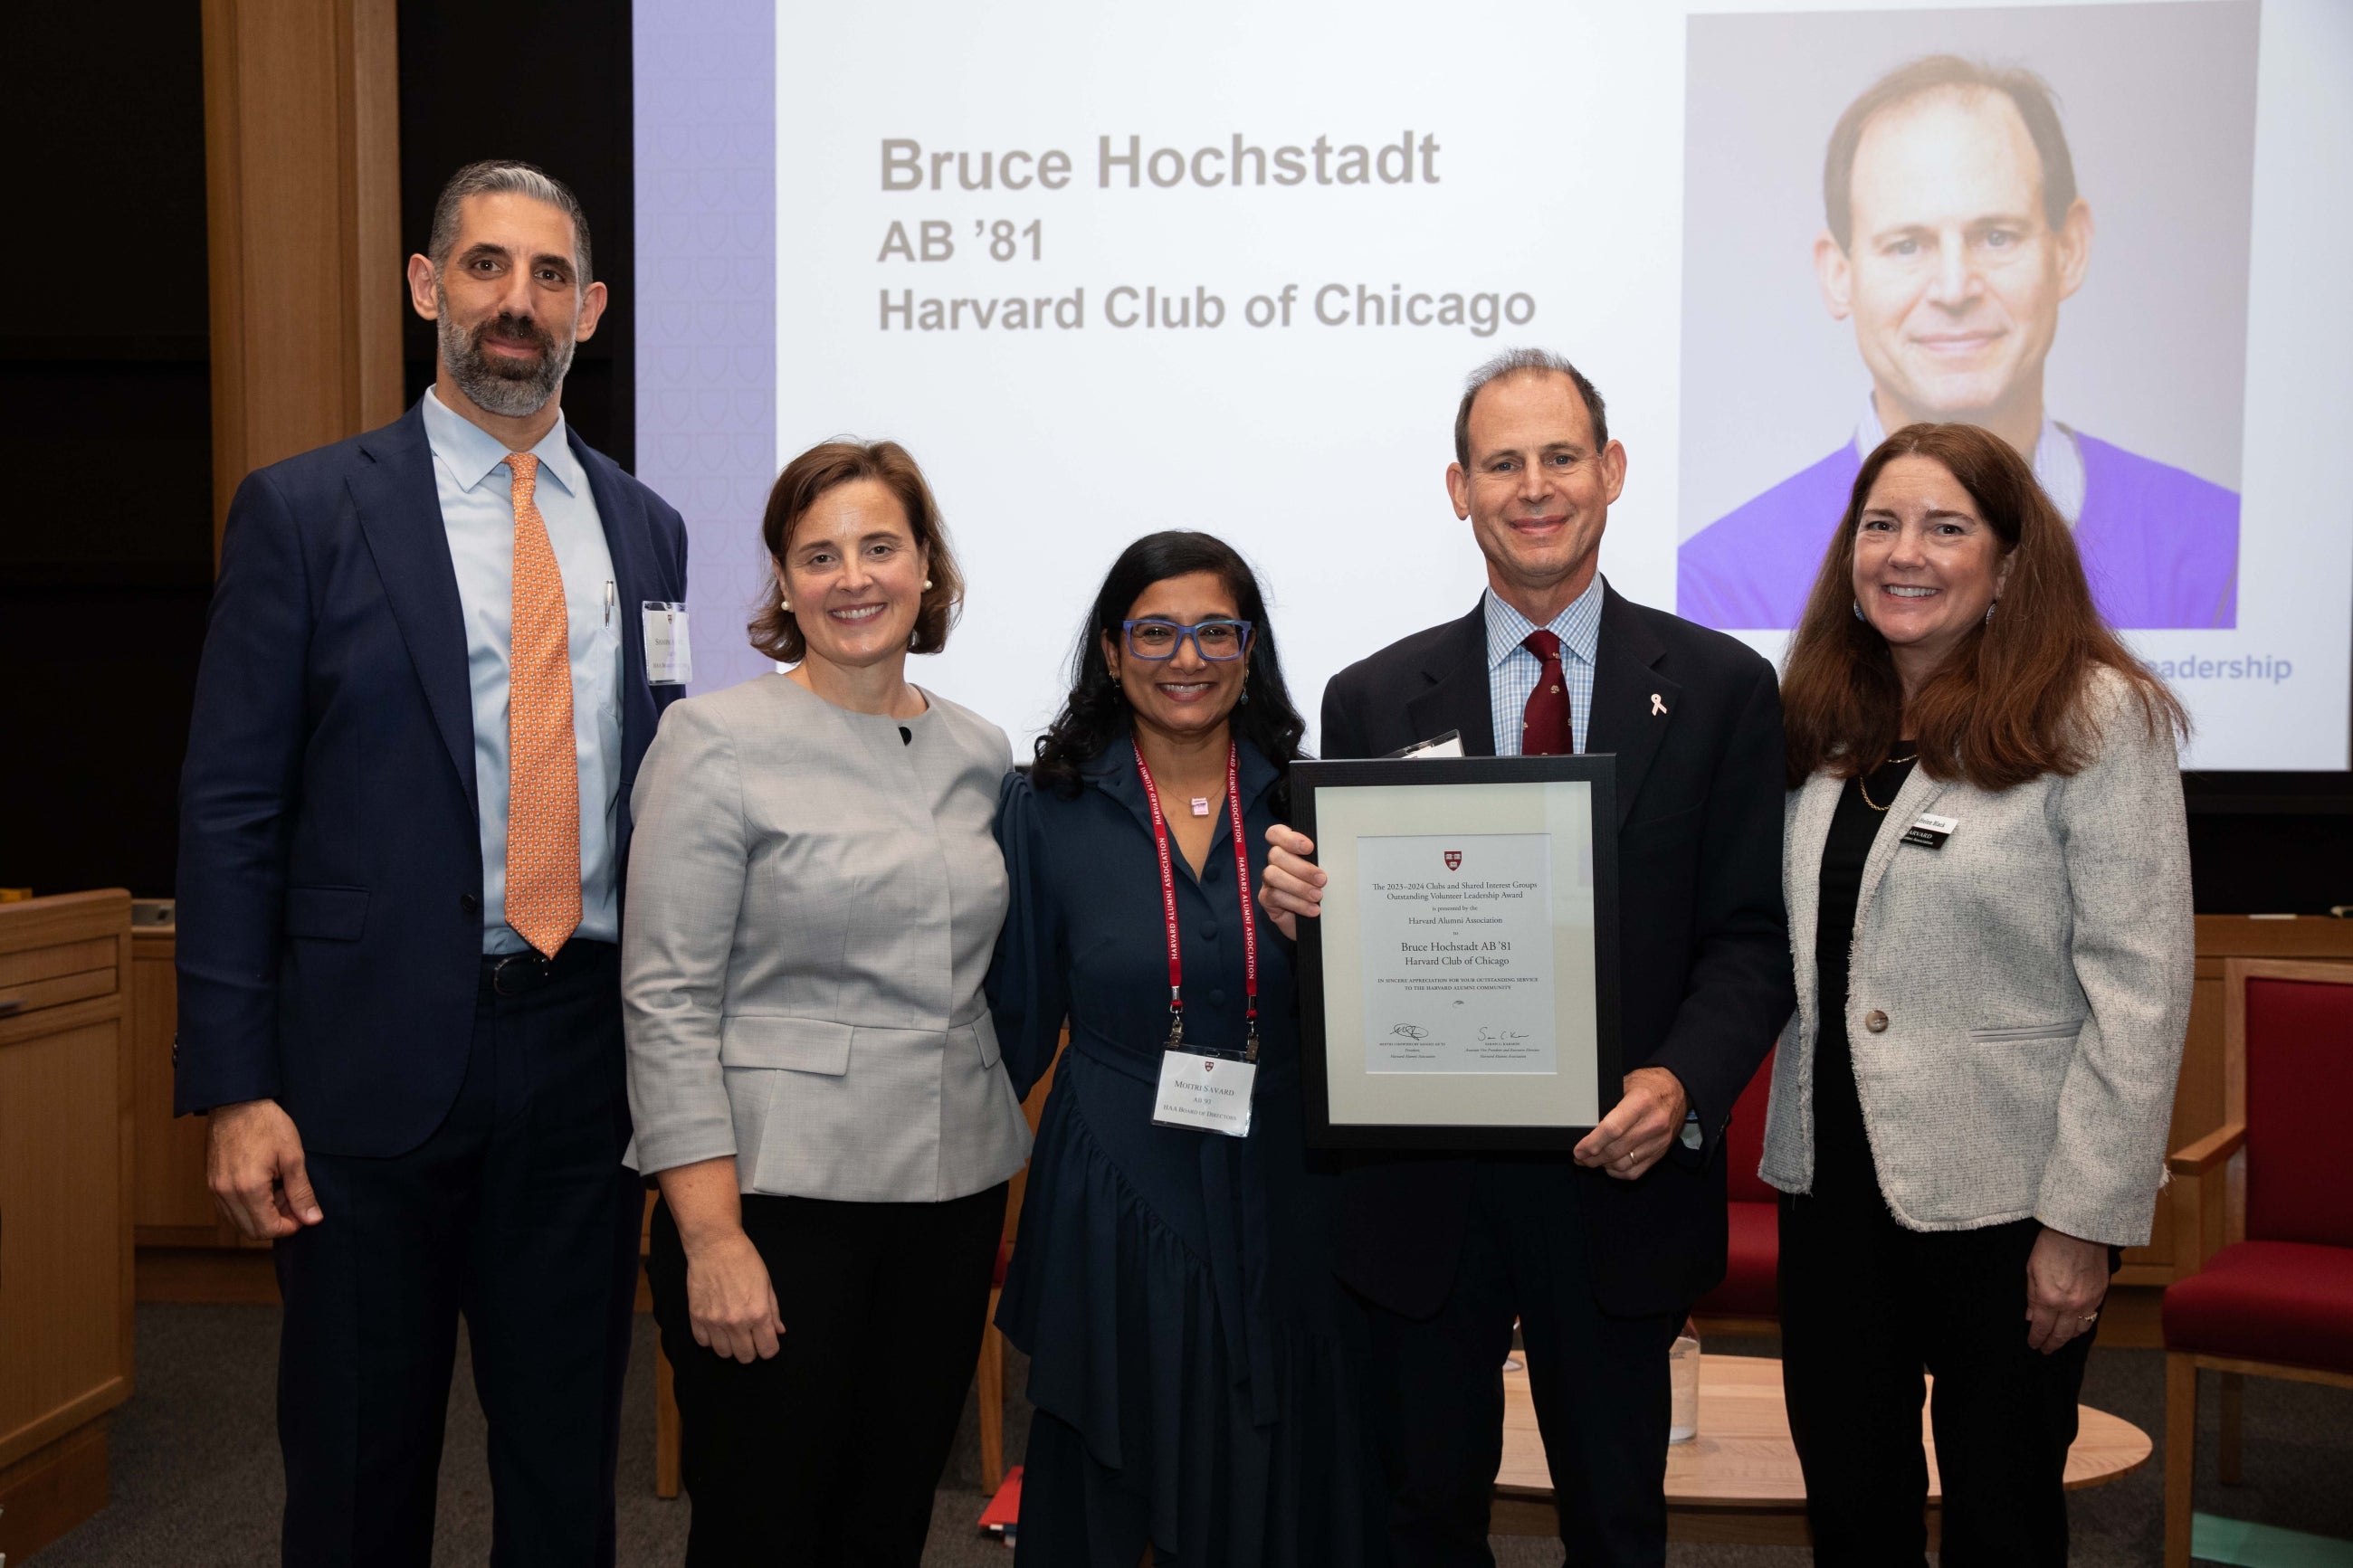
[1668,1317,1701,1443]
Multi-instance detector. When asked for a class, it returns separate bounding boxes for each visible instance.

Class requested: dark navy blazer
[174,401,689,1157]
[1321,586,1795,1318]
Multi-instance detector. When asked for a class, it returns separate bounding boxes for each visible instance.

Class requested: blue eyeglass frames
[1119,618,1253,661]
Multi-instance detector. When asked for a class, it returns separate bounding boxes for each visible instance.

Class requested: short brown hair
[747,440,964,662]
[1781,423,2185,793]
[1824,55,2078,253]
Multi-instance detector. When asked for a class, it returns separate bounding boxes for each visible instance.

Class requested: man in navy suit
[176,161,689,1565]
[1262,351,1793,1564]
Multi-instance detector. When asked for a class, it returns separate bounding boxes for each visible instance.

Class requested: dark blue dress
[989,737,1375,1567]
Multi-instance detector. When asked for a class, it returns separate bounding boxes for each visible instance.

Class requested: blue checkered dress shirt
[1484,575,1605,756]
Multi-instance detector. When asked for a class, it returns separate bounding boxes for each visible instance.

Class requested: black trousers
[1360,1159,1681,1568]
[1778,1190,2109,1566]
[646,1181,1008,1567]
[274,943,642,1568]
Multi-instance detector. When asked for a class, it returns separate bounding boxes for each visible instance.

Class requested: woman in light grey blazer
[623,440,1029,1566]
[1764,423,2191,1567]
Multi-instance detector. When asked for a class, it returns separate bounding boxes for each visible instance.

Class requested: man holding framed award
[1260,349,1795,1565]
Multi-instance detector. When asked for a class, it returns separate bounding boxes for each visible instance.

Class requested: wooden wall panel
[0,1016,129,1461]
[132,919,226,1240]
[0,890,135,1559]
[201,0,403,553]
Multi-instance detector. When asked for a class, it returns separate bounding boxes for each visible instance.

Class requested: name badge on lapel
[1152,1050,1257,1137]
[1902,812,1958,850]
[1389,730,1464,759]
[643,603,692,686]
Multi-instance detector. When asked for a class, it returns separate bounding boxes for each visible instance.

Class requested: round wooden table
[1491,1353,2152,1546]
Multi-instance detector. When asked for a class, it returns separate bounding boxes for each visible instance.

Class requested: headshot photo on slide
[1673,1,2258,633]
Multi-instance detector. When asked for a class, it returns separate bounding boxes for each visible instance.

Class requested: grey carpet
[27,1308,2352,1564]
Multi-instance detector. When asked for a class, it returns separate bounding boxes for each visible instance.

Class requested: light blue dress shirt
[422,389,624,954]
[1485,573,1605,756]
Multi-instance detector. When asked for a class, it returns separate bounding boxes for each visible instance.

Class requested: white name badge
[1390,729,1465,759]
[643,603,692,686]
[1151,1050,1257,1137]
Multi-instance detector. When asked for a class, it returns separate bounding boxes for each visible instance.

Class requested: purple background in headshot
[634,0,776,696]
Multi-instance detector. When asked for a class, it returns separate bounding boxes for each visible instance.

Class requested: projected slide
[634,0,2353,771]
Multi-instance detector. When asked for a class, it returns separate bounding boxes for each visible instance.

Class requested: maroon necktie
[1520,629,1572,755]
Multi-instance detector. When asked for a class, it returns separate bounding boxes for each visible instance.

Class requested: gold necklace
[1857,752,1919,813]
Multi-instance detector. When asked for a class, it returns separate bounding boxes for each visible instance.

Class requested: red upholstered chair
[1693,1046,1780,1333]
[2160,959,2353,1568]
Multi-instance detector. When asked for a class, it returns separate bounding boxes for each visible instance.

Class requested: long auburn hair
[1031,531,1309,803]
[1781,423,2185,791]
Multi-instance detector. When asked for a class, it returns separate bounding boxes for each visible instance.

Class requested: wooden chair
[643,1196,682,1499]
[978,1047,1062,1495]
[975,1238,1014,1494]
[2160,958,2353,1568]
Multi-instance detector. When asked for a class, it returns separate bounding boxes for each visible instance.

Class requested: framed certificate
[1292,756,1622,1150]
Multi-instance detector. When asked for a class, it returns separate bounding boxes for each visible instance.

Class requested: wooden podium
[0,891,137,1562]
[124,904,281,1304]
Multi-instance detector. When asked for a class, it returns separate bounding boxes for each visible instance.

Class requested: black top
[1811,751,1919,1202]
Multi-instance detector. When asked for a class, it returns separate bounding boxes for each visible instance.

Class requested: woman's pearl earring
[1852,600,1866,622]
[923,578,934,591]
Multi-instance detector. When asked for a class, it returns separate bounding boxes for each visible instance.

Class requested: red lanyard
[1131,737,1260,1063]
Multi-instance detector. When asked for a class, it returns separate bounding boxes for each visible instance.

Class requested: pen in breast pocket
[605,581,615,625]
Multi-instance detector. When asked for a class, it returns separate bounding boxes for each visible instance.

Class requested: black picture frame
[1292,755,1624,1151]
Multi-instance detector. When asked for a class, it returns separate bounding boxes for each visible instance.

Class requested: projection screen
[635,0,2353,770]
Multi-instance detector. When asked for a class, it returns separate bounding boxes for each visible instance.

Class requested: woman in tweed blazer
[623,441,1029,1565]
[1761,423,2191,1566]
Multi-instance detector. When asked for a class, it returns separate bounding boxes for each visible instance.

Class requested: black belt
[480,939,615,997]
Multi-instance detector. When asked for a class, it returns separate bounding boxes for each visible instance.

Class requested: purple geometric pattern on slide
[634,0,776,695]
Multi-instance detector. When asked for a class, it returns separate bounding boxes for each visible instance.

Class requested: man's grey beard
[435,285,576,418]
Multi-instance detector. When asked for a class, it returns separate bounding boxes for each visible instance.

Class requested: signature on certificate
[1476,1026,1531,1044]
[1389,1023,1430,1041]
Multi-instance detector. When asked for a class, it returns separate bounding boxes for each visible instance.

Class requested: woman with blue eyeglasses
[989,532,1378,1565]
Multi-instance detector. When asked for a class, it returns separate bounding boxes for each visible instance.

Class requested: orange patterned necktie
[503,451,580,957]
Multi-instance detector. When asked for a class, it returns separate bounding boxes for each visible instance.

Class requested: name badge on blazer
[1902,812,1958,850]
[643,602,692,686]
